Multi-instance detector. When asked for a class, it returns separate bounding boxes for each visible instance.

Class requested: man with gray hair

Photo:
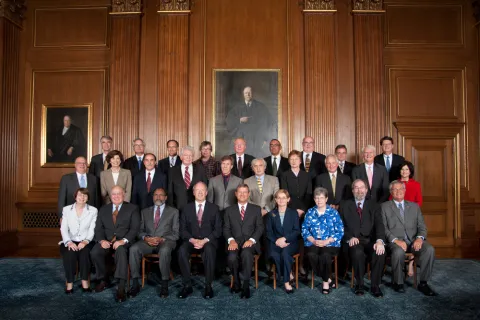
[89,135,113,178]
[315,154,352,209]
[352,145,389,203]
[123,138,146,179]
[167,146,207,211]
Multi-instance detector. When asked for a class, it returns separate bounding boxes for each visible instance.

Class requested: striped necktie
[240,205,245,220]
[257,177,263,194]
[305,154,311,172]
[184,166,191,189]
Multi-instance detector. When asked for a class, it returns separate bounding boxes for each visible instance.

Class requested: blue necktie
[398,203,410,243]
[80,175,86,188]
[138,157,142,170]
[385,156,391,172]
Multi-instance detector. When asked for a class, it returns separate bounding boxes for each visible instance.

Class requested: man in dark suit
[335,144,356,179]
[231,138,254,179]
[315,154,352,209]
[89,135,112,179]
[57,156,100,219]
[352,145,389,203]
[167,146,208,211]
[132,153,167,210]
[91,185,140,302]
[123,138,146,179]
[224,184,264,299]
[339,179,385,297]
[158,139,182,176]
[381,181,436,296]
[177,182,222,299]
[47,115,86,163]
[300,136,326,181]
[128,188,179,298]
[374,136,405,182]
[264,139,290,178]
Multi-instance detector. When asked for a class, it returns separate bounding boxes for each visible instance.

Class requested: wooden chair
[384,252,417,288]
[272,253,300,289]
[141,254,174,287]
[230,254,260,289]
[350,263,371,288]
[311,255,338,289]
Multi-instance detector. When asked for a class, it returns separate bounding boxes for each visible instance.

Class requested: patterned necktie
[184,166,191,189]
[257,177,263,194]
[240,205,245,221]
[146,172,152,192]
[272,157,278,176]
[385,156,391,172]
[197,204,203,227]
[170,157,175,167]
[154,206,161,229]
[397,203,410,243]
[331,173,336,197]
[237,157,243,177]
[138,157,142,170]
[103,158,109,171]
[112,205,119,225]
[367,166,373,188]
[223,174,229,189]
[80,175,86,188]
[339,162,344,173]
[305,154,311,172]
[356,202,362,220]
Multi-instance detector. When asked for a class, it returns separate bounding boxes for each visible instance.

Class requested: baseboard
[0,231,18,257]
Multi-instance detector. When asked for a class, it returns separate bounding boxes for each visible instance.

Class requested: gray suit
[129,205,179,280]
[244,174,279,212]
[381,200,434,285]
[207,174,243,211]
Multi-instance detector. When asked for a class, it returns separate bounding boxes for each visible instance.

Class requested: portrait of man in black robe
[47,114,86,163]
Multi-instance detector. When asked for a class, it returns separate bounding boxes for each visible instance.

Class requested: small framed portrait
[41,104,92,167]
[213,69,281,158]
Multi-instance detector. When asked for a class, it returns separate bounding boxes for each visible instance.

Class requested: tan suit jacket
[100,168,132,204]
[244,174,279,212]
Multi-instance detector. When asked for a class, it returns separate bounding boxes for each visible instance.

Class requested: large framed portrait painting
[213,69,280,158]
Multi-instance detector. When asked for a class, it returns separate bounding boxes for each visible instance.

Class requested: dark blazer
[337,160,356,179]
[338,199,385,242]
[265,208,300,245]
[231,153,255,179]
[158,156,181,176]
[314,172,352,205]
[223,203,264,252]
[57,172,100,218]
[264,155,290,178]
[138,205,179,241]
[279,170,312,212]
[94,202,140,243]
[123,155,146,179]
[89,153,109,179]
[374,153,405,182]
[167,164,208,211]
[351,163,390,203]
[300,151,326,180]
[180,201,222,247]
[131,170,167,210]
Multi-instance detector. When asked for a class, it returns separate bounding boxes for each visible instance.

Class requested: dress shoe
[203,285,214,299]
[418,283,437,296]
[240,287,251,299]
[177,286,193,299]
[94,281,111,293]
[115,289,127,303]
[285,288,294,294]
[160,285,169,298]
[230,284,241,294]
[64,288,73,295]
[127,285,140,298]
[81,287,92,293]
[392,283,405,293]
[371,286,384,298]
[354,285,364,296]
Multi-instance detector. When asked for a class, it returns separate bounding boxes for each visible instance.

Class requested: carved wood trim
[157,0,191,13]
[352,0,384,13]
[111,0,142,15]
[301,0,336,12]
[0,0,26,28]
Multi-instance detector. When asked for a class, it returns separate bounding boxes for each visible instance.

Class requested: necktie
[223,175,229,189]
[305,154,311,172]
[257,177,263,194]
[80,175,86,188]
[397,203,410,243]
[385,156,391,172]
[356,202,362,221]
[331,174,336,197]
[184,166,191,189]
[170,157,175,167]
[103,158,109,171]
[240,205,245,221]
[237,157,243,177]
[138,157,142,170]
[197,204,203,227]
[272,157,278,176]
[339,162,344,173]
[154,206,161,229]
[112,205,119,225]
[367,166,373,188]
[146,172,152,192]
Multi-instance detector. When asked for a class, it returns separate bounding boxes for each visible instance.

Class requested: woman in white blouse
[100,150,132,204]
[60,188,98,294]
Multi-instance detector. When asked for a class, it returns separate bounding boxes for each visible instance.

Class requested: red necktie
[197,204,203,227]
[357,202,363,221]
[184,166,191,189]
[146,172,152,192]
[154,206,160,229]
[237,157,243,177]
[240,205,245,221]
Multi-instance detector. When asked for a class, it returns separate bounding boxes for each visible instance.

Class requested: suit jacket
[337,160,356,179]
[381,200,427,243]
[131,170,167,210]
[264,155,290,178]
[244,174,279,212]
[265,207,300,245]
[279,170,312,212]
[60,204,98,244]
[314,172,352,205]
[300,151,326,178]
[123,155,146,179]
[223,203,264,251]
[94,202,140,243]
[374,153,405,182]
[100,168,132,204]
[158,156,181,176]
[89,153,109,179]
[57,172,100,218]
[138,205,179,241]
[167,164,207,211]
[351,163,389,203]
[338,199,384,242]
[207,174,243,211]
[180,201,222,247]
[231,153,255,179]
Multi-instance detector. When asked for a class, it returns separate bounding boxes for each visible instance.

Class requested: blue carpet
[0,258,479,320]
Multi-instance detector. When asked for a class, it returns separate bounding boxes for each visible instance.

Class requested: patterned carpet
[0,258,479,320]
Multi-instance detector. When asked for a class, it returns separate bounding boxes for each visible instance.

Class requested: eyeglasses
[134,144,144,147]
[270,144,280,147]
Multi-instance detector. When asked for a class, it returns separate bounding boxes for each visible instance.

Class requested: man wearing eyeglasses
[123,138,146,179]
[264,139,290,178]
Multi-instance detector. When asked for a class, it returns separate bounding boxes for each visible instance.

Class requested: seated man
[91,186,140,302]
[128,188,179,298]
[224,184,264,299]
[381,181,436,296]
[177,182,222,299]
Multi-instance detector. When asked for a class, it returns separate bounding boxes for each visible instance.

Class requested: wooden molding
[157,0,190,13]
[111,0,142,15]
[394,122,464,137]
[301,0,336,12]
[0,0,26,28]
[352,0,384,13]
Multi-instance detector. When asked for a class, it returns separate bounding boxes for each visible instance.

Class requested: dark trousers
[349,238,385,287]
[216,236,227,273]
[306,246,340,282]
[178,241,217,286]
[129,240,176,281]
[59,241,94,283]
[91,242,130,281]
[268,242,298,283]
[227,246,256,286]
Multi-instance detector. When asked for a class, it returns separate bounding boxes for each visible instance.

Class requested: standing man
[131,153,167,210]
[123,138,147,179]
[300,136,326,180]
[207,155,243,212]
[177,182,222,299]
[89,135,113,179]
[91,186,140,302]
[264,139,290,178]
[193,141,221,180]
[158,139,182,176]
[315,154,352,209]
[230,138,255,179]
[128,188,179,298]
[374,136,405,182]
[335,144,356,179]
[58,156,100,219]
[352,145,389,203]
[224,184,264,299]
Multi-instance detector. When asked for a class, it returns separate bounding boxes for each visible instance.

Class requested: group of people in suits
[57,133,435,302]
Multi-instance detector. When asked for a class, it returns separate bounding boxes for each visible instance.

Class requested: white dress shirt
[227,203,256,245]
[181,164,193,180]
[271,155,281,168]
[62,126,69,135]
[170,156,177,167]
[146,168,155,181]
[61,204,98,246]
[236,154,245,167]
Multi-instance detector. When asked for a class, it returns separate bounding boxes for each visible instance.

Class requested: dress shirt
[364,163,374,173]
[301,206,344,247]
[61,204,98,246]
[111,203,129,243]
[355,198,365,209]
[62,126,69,135]
[271,155,281,168]
[236,154,245,166]
[76,172,88,187]
[192,200,208,242]
[279,211,285,226]
[329,172,336,181]
[181,164,193,180]
[152,203,165,222]
[255,175,265,185]
[383,154,392,166]
[112,171,119,185]
[137,154,144,161]
[392,199,424,242]
[102,153,107,163]
[145,168,155,181]
[303,153,312,166]
[227,203,256,245]
[170,156,178,167]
